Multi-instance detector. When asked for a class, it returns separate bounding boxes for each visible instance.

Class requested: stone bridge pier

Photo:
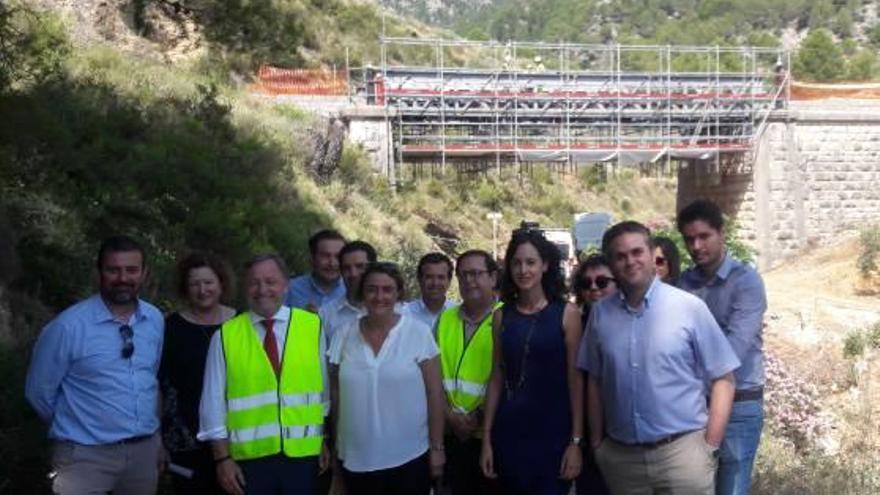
[678,101,880,270]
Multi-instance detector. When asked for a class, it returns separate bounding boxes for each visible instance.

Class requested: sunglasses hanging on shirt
[119,324,135,359]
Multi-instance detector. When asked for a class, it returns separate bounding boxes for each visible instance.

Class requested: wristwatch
[571,436,583,446]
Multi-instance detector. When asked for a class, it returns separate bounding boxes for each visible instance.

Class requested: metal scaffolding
[365,37,789,175]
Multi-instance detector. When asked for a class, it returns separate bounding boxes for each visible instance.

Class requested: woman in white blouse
[328,262,446,495]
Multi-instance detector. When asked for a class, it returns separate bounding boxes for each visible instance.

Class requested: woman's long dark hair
[499,230,565,304]
[652,236,682,283]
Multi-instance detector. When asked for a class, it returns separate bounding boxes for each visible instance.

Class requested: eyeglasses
[655,256,667,266]
[119,324,135,359]
[580,276,615,290]
[457,269,490,281]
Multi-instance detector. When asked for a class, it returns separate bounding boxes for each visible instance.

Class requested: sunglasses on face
[119,324,135,359]
[580,276,615,290]
[655,256,667,266]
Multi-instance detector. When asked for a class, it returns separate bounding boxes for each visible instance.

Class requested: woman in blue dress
[480,229,584,495]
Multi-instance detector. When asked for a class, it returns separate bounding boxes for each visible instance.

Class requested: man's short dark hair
[455,250,498,275]
[339,241,378,264]
[677,199,725,232]
[417,252,453,279]
[601,221,653,257]
[96,235,146,269]
[308,229,346,256]
[244,253,290,280]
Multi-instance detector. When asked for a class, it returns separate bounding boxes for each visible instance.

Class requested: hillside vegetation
[0,3,676,490]
[383,0,880,82]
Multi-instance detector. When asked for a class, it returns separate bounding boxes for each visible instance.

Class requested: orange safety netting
[253,65,348,95]
[791,80,880,100]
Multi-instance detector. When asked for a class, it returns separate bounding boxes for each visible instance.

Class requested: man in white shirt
[198,254,330,495]
[403,252,455,332]
[319,241,378,345]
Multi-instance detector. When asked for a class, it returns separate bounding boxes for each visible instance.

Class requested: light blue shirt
[25,294,164,445]
[678,253,767,391]
[578,277,740,444]
[402,298,456,335]
[285,274,345,311]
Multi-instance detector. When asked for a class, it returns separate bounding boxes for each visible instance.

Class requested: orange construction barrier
[254,65,348,95]
[791,80,880,100]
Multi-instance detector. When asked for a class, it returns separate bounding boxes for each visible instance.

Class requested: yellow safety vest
[221,310,324,460]
[437,302,502,413]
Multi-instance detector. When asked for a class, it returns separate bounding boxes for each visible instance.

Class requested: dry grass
[755,238,880,494]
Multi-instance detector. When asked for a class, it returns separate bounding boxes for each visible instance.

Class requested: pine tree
[793,28,845,82]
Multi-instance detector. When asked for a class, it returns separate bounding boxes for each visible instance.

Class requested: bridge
[256,40,880,270]
[351,37,789,175]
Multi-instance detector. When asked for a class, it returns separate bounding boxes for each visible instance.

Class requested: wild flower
[764,351,835,450]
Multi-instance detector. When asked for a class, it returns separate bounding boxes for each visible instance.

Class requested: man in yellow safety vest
[437,249,502,495]
[198,254,329,495]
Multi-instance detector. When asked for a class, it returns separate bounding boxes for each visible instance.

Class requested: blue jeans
[716,399,764,495]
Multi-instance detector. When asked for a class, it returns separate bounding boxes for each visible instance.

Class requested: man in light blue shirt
[285,229,346,312]
[26,235,164,495]
[678,199,767,495]
[579,221,740,495]
[403,252,456,332]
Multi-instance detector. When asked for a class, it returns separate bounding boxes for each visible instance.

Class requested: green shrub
[475,179,512,210]
[867,321,880,350]
[424,178,445,199]
[336,145,372,186]
[794,28,845,82]
[857,225,880,278]
[0,2,69,91]
[577,164,605,190]
[843,330,866,359]
[530,192,576,225]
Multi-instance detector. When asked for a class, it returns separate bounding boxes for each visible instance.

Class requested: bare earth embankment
[754,238,880,494]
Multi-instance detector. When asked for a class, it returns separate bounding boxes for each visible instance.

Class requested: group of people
[25,198,767,495]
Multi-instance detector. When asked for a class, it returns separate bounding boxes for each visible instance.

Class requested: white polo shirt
[328,314,439,472]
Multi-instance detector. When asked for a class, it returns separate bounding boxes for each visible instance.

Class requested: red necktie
[262,319,281,377]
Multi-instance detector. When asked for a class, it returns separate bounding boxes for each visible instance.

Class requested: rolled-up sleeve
[197,331,228,441]
[692,300,741,381]
[25,320,71,422]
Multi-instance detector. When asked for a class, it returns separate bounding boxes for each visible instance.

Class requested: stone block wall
[679,109,880,270]
[798,123,880,242]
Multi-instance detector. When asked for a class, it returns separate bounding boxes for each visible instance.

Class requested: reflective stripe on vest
[437,302,501,413]
[222,310,324,461]
[442,378,487,398]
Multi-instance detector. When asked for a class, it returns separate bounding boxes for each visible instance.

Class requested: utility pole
[486,211,503,260]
